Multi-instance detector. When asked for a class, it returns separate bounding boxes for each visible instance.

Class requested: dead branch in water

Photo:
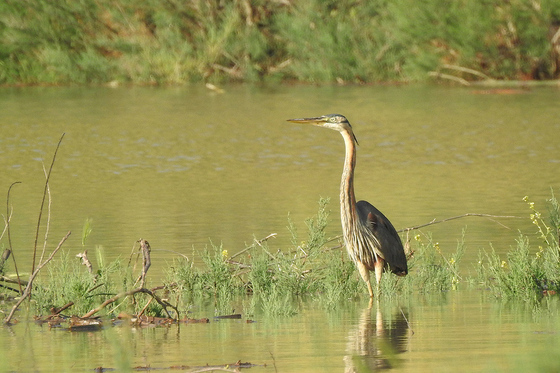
[76,250,94,275]
[50,301,74,315]
[93,361,260,372]
[134,239,151,288]
[82,286,178,320]
[4,231,71,324]
[3,181,23,295]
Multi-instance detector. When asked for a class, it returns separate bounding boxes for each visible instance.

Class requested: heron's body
[288,114,407,297]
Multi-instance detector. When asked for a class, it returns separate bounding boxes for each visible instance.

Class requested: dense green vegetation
[2,190,559,321]
[1,0,559,85]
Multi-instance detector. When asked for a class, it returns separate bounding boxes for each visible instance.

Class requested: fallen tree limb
[93,361,260,372]
[82,286,178,320]
[0,275,28,287]
[50,301,74,315]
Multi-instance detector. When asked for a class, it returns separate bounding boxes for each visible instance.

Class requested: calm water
[2,84,560,271]
[1,291,559,372]
[1,84,560,371]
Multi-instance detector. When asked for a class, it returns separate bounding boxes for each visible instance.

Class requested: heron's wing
[356,200,408,275]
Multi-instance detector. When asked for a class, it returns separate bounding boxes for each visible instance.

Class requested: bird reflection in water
[344,304,411,371]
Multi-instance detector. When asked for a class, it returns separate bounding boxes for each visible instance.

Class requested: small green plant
[316,249,362,307]
[476,191,560,301]
[34,249,120,316]
[404,230,465,294]
[82,218,93,247]
[201,242,238,301]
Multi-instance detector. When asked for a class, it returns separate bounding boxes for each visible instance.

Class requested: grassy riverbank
[1,0,559,85]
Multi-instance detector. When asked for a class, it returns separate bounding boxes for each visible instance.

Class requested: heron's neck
[340,129,357,239]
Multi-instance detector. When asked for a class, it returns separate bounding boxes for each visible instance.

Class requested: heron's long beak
[286,117,327,125]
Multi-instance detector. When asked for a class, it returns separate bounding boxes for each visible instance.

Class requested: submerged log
[117,313,210,326]
[214,314,242,320]
[50,301,74,315]
[69,316,103,332]
[94,360,261,371]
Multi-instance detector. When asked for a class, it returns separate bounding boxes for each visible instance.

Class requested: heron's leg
[356,261,374,298]
[373,258,385,294]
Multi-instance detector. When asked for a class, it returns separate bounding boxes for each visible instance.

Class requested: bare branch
[4,181,23,295]
[398,213,521,233]
[134,239,151,288]
[39,163,53,265]
[428,71,470,86]
[32,133,65,274]
[229,233,277,260]
[82,286,178,320]
[76,250,93,274]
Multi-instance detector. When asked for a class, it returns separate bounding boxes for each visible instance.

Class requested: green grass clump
[167,198,364,314]
[396,230,465,295]
[33,248,122,316]
[476,191,560,301]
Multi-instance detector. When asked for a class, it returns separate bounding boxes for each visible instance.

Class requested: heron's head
[287,114,358,144]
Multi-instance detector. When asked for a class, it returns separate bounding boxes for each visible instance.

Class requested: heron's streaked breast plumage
[339,129,383,270]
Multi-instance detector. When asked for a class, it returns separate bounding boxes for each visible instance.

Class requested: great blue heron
[288,114,408,297]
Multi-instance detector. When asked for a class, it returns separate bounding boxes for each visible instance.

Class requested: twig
[441,64,493,80]
[5,231,71,324]
[76,250,93,275]
[398,213,521,233]
[0,283,19,293]
[399,306,414,335]
[269,351,278,373]
[134,239,151,288]
[32,133,65,274]
[127,239,141,272]
[229,233,277,260]
[4,181,23,294]
[151,248,189,259]
[51,301,74,315]
[0,276,28,287]
[429,64,494,85]
[428,71,470,86]
[137,297,153,317]
[85,283,105,295]
[254,237,277,260]
[39,163,53,265]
